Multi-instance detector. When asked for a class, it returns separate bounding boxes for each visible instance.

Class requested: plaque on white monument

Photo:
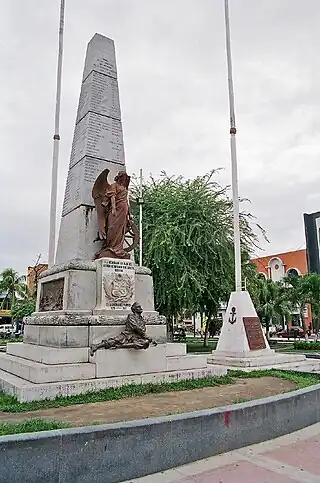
[77,71,121,123]
[101,259,135,310]
[83,34,117,81]
[69,112,125,169]
[62,156,122,216]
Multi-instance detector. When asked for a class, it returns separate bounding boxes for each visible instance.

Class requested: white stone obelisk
[55,34,126,265]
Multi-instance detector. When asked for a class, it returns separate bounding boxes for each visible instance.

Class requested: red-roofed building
[251,249,312,329]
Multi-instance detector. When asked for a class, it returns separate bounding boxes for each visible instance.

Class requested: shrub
[293,341,320,351]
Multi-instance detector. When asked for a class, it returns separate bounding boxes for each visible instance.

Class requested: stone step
[207,353,306,368]
[268,360,320,372]
[0,353,95,384]
[166,355,207,371]
[7,343,89,365]
[91,345,167,378]
[165,343,187,357]
[0,365,227,402]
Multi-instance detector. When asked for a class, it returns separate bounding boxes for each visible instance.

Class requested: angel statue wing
[92,168,110,241]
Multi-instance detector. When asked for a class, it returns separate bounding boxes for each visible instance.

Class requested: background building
[26,264,48,295]
[251,249,308,281]
[251,249,311,328]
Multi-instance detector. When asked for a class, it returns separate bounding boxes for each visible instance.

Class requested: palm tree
[273,282,292,331]
[250,277,290,339]
[283,275,308,337]
[0,269,27,309]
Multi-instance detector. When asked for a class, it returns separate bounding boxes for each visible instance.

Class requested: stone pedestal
[92,345,167,378]
[0,262,226,402]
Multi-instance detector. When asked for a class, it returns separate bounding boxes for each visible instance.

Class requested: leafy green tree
[0,269,27,309]
[10,300,36,321]
[131,171,262,340]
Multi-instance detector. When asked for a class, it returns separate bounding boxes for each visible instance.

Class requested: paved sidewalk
[128,423,320,482]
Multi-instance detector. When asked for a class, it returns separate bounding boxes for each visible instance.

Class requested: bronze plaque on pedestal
[39,278,64,312]
[243,317,266,350]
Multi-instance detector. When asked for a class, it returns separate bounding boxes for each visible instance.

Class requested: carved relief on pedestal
[39,279,64,312]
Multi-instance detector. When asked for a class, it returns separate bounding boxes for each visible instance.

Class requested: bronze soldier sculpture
[92,169,139,260]
[90,302,157,356]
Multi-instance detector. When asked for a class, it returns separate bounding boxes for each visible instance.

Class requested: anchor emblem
[228,306,237,324]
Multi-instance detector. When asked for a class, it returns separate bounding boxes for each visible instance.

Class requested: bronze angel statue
[92,169,139,260]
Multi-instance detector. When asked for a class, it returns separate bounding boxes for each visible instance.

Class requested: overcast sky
[1,0,320,274]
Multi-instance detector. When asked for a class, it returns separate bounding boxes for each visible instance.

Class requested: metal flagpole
[138,168,143,266]
[48,0,65,268]
[224,0,242,291]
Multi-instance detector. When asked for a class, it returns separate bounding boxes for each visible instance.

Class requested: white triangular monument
[56,34,126,264]
[208,290,306,368]
[213,291,271,360]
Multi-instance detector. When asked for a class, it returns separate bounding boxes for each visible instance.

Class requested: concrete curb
[1,383,320,483]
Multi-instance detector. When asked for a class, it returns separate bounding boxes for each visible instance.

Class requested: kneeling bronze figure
[90,302,157,356]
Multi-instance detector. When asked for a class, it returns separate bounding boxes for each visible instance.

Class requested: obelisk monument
[56,34,126,264]
[0,33,228,402]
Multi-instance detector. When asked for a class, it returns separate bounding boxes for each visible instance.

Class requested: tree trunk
[265,317,270,341]
[193,314,196,338]
[10,290,15,310]
[286,316,290,341]
[166,315,174,342]
[200,312,204,337]
[203,311,212,348]
[300,306,307,339]
[314,314,320,335]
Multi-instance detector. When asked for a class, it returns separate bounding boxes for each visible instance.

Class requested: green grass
[0,337,23,346]
[187,341,217,353]
[231,397,249,404]
[0,369,319,414]
[276,348,310,354]
[0,418,70,436]
[228,369,320,389]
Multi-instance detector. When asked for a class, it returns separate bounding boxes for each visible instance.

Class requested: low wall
[1,383,320,483]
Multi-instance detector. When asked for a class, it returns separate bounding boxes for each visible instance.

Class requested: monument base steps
[207,352,307,368]
[208,354,320,372]
[0,342,226,401]
[0,365,227,402]
[7,343,89,365]
[0,353,95,384]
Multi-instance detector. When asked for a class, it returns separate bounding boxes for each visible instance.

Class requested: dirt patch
[0,377,296,427]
